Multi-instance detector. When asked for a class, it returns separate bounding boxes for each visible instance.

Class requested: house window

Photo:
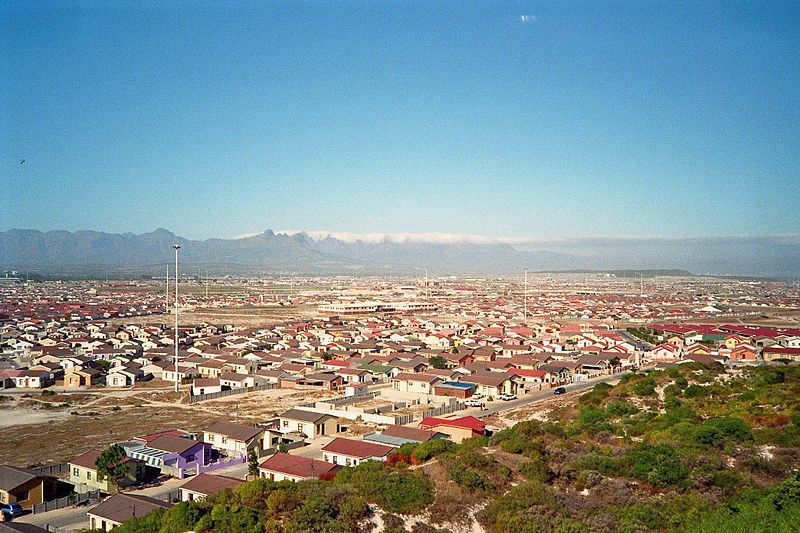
[16,490,28,502]
[345,458,351,466]
[87,471,92,480]
[73,467,79,476]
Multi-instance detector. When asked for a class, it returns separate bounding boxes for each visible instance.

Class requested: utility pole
[173,245,181,393]
[425,267,429,300]
[524,268,528,325]
[165,264,169,313]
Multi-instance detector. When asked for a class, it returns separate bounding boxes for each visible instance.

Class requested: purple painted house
[128,435,212,479]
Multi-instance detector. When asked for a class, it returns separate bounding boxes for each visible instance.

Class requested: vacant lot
[0,385,337,467]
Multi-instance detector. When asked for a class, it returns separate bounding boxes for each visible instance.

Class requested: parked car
[499,393,517,401]
[464,399,482,407]
[471,393,484,399]
[553,387,567,395]
[1,503,24,518]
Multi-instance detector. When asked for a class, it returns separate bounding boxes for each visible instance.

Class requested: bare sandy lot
[0,386,339,467]
[0,408,72,429]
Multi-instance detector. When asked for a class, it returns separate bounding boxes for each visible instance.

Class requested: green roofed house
[358,363,393,380]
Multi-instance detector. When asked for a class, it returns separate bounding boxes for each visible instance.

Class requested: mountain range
[1,228,798,278]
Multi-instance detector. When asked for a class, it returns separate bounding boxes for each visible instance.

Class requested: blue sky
[2,1,799,241]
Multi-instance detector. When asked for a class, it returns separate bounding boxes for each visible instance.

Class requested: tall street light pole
[524,268,528,325]
[173,244,181,393]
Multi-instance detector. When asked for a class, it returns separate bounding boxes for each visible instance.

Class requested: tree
[96,444,129,492]
[247,448,260,478]
[428,355,447,369]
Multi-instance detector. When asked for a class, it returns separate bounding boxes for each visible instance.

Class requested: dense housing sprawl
[1,274,799,532]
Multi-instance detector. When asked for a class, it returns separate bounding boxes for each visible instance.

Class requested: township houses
[87,493,172,532]
[364,425,446,446]
[433,380,476,399]
[179,473,244,502]
[258,452,341,482]
[278,408,339,439]
[419,416,487,443]
[460,372,519,397]
[12,369,53,389]
[203,421,265,457]
[161,365,199,384]
[762,346,800,362]
[321,437,395,466]
[64,367,103,387]
[0,465,56,509]
[68,449,146,493]
[125,434,212,479]
[513,369,556,387]
[191,378,222,395]
[648,343,682,360]
[390,373,441,394]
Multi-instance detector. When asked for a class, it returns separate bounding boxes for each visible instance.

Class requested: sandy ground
[0,407,72,429]
[0,386,336,467]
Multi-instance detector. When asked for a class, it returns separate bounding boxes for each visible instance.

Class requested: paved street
[463,372,625,419]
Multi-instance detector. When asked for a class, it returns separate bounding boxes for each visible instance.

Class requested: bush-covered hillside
[96,363,800,532]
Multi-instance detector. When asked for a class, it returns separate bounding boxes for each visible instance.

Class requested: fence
[262,439,307,456]
[156,489,183,503]
[32,490,100,514]
[31,463,68,477]
[189,383,277,403]
[197,454,246,474]
[421,401,465,419]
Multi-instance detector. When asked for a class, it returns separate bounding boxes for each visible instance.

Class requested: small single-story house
[433,381,476,399]
[278,408,339,440]
[419,416,487,443]
[459,372,519,397]
[64,367,103,387]
[68,449,146,494]
[296,372,344,392]
[191,378,223,396]
[390,373,442,394]
[321,437,394,467]
[0,465,56,509]
[87,493,171,532]
[161,365,199,384]
[259,452,341,482]
[203,421,265,457]
[127,435,211,479]
[13,370,53,389]
[179,473,244,502]
[364,425,447,447]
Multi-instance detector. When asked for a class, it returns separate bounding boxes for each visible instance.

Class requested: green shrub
[517,456,550,483]
[626,444,689,488]
[693,417,752,447]
[684,385,707,398]
[412,438,458,462]
[335,461,433,514]
[606,400,638,417]
[633,377,657,397]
